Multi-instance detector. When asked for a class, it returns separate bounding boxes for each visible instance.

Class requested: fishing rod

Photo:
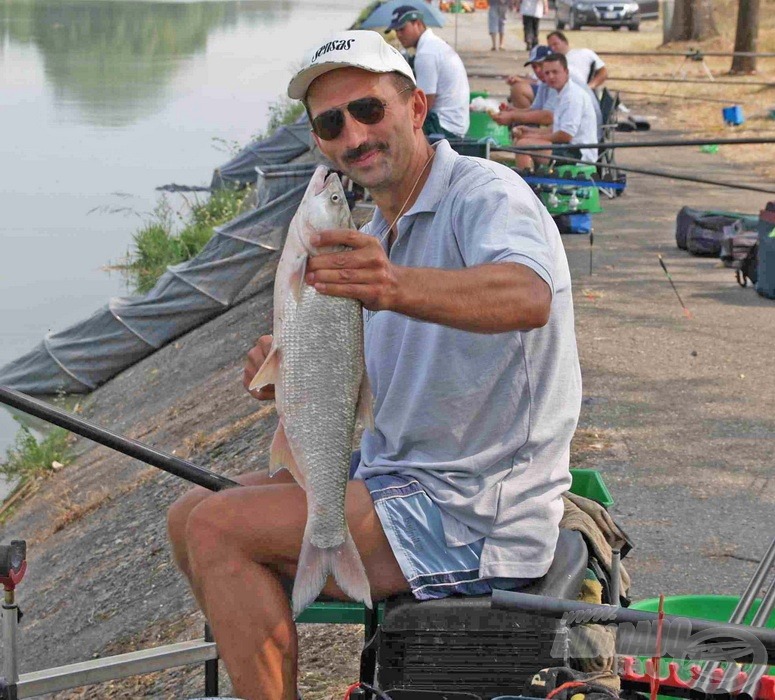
[501,136,775,151]
[618,89,750,105]
[596,50,775,58]
[499,147,775,194]
[658,255,692,319]
[608,76,775,86]
[0,385,239,493]
[490,589,775,665]
[466,72,775,87]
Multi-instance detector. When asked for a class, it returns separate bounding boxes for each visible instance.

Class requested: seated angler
[512,52,598,171]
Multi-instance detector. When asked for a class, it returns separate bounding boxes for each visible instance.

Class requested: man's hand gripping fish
[249,166,374,617]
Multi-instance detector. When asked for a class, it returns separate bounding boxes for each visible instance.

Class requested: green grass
[1,423,72,486]
[120,95,303,294]
[120,187,248,294]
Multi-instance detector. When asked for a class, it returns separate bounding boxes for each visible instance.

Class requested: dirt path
[2,13,774,700]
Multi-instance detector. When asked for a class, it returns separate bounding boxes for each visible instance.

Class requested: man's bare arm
[589,66,608,89]
[306,230,551,333]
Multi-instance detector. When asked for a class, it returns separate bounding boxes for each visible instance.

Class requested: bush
[120,187,248,294]
[1,423,71,485]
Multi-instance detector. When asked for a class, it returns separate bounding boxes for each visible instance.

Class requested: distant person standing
[488,0,509,51]
[388,6,471,138]
[515,0,548,51]
[546,31,607,89]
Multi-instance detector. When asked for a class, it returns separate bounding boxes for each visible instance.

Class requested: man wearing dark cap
[494,44,602,137]
[386,5,470,138]
[168,28,581,700]
[503,44,553,111]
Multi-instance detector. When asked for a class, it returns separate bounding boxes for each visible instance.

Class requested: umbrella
[354,0,445,30]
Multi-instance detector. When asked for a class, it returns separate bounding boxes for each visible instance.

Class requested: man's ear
[411,89,428,129]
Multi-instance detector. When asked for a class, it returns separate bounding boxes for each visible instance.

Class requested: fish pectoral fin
[289,254,309,303]
[268,421,305,487]
[248,345,281,391]
[356,374,375,431]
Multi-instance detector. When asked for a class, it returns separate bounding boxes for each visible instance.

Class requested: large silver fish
[249,165,373,617]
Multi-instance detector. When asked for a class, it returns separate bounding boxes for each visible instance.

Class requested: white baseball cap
[287,30,416,101]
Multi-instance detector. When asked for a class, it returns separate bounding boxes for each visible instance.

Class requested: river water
[0,0,364,470]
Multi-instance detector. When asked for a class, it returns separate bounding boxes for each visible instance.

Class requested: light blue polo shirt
[355,140,582,580]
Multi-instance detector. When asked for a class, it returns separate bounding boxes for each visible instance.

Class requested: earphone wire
[378,148,436,245]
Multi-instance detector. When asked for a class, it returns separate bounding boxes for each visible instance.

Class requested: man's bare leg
[513,134,552,169]
[167,470,296,581]
[176,478,409,700]
[509,79,535,109]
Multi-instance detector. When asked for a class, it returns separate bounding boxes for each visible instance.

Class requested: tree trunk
[730,0,760,74]
[667,0,718,41]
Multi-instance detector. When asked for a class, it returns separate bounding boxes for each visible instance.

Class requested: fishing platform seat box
[373,529,588,700]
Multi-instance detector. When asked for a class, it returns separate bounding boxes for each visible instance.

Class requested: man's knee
[167,485,211,552]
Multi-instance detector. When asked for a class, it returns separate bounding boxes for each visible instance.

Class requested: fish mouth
[311,168,343,196]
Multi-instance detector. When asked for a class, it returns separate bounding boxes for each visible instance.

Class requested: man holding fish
[167,29,581,700]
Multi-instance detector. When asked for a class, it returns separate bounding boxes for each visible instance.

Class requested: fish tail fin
[331,529,373,609]
[291,530,372,618]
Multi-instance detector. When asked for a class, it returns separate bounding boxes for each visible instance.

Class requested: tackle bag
[736,243,759,288]
[756,205,775,299]
[675,207,756,253]
[720,219,759,269]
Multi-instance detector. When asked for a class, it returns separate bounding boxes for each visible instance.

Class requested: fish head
[300,166,354,250]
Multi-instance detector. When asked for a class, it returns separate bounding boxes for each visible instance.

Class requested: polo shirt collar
[369,139,458,236]
[416,28,435,51]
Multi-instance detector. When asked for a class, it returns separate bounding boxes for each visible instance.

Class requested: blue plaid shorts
[350,453,535,600]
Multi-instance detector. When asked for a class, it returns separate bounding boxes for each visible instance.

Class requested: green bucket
[467,111,511,146]
[628,595,775,689]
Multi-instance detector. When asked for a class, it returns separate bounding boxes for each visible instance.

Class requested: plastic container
[467,111,511,146]
[722,105,745,126]
[629,594,775,686]
[569,468,614,507]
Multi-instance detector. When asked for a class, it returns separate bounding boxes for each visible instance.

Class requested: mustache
[343,142,388,164]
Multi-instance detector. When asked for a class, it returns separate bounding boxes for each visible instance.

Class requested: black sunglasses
[311,87,413,141]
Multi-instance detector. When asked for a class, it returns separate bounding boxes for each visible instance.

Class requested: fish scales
[279,288,364,549]
[249,165,373,617]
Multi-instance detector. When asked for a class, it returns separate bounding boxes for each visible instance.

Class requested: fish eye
[330,193,341,204]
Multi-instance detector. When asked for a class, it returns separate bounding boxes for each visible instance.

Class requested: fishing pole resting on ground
[658,255,692,319]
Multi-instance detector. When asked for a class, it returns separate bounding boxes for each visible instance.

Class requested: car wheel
[569,9,580,29]
[556,17,566,29]
[612,25,621,30]
[628,22,640,30]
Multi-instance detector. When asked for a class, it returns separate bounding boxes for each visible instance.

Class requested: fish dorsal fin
[248,345,281,391]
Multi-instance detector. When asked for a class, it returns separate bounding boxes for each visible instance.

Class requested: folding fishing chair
[596,87,625,199]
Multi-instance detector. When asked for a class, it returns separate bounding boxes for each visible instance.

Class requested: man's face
[547,35,568,54]
[394,20,423,49]
[532,61,546,82]
[542,60,569,90]
[306,68,421,191]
